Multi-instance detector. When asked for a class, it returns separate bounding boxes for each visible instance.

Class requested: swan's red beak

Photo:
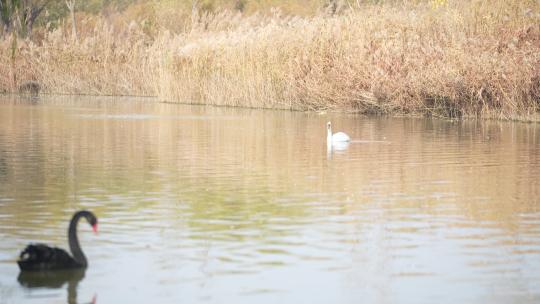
[92,223,98,234]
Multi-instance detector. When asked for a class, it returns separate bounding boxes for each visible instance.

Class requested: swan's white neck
[327,124,333,143]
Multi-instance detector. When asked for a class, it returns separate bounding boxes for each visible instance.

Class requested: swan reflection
[327,140,350,158]
[18,269,95,304]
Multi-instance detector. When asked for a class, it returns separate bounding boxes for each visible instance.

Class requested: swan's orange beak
[92,224,98,234]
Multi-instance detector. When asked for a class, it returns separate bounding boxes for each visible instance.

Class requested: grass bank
[1,0,539,120]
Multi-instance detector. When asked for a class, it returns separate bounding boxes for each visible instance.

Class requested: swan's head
[91,219,98,234]
[77,210,98,234]
[89,215,98,234]
[327,121,332,131]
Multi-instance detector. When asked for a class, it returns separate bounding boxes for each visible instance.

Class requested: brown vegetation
[1,0,539,120]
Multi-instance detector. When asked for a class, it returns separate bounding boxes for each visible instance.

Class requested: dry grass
[0,20,157,96]
[1,0,539,120]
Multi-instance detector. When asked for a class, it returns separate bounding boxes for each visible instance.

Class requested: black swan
[17,210,98,271]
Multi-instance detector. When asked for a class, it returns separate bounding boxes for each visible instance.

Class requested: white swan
[327,121,350,144]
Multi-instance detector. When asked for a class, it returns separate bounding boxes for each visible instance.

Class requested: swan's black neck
[68,211,91,267]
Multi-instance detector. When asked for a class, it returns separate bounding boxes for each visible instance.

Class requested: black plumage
[17,210,98,271]
[18,244,83,271]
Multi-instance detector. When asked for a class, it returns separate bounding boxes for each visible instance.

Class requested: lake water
[0,96,539,304]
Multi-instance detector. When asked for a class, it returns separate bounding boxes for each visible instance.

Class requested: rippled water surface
[0,96,539,304]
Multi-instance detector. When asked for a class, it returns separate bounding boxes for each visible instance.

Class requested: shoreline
[2,93,539,124]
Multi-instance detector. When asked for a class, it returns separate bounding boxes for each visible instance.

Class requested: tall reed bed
[1,20,157,96]
[156,1,540,119]
[1,0,539,120]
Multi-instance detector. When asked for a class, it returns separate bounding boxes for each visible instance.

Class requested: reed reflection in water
[0,96,539,303]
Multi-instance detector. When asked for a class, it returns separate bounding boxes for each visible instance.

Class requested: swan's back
[18,244,82,271]
[332,131,350,142]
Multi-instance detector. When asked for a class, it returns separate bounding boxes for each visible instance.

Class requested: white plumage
[327,121,350,144]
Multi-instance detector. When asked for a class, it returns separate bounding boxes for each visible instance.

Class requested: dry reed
[1,0,539,120]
